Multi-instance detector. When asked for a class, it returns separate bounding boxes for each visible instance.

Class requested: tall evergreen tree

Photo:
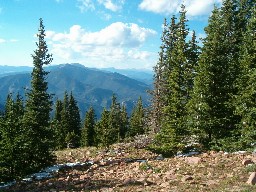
[0,94,25,181]
[235,5,256,150]
[150,5,197,155]
[128,96,145,137]
[188,0,244,150]
[52,99,65,149]
[22,18,55,173]
[108,94,121,143]
[66,92,81,139]
[149,18,169,133]
[120,104,129,139]
[55,92,81,148]
[95,108,111,147]
[60,91,70,139]
[81,107,96,147]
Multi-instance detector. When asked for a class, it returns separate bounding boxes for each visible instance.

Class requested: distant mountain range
[0,64,153,85]
[0,64,153,117]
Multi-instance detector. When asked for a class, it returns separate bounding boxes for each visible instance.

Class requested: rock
[160,182,170,188]
[182,175,193,182]
[88,171,94,177]
[156,154,164,161]
[123,178,134,185]
[163,170,176,181]
[202,153,208,158]
[65,176,71,182]
[185,157,202,165]
[207,180,217,186]
[79,174,87,180]
[247,172,256,185]
[242,159,254,166]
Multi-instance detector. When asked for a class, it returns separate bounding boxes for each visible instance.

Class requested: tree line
[149,0,256,156]
[52,92,146,149]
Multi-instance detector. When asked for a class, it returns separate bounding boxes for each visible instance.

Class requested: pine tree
[108,94,121,143]
[129,96,145,137]
[150,5,195,156]
[185,31,200,101]
[60,91,70,141]
[235,5,256,150]
[120,104,129,139]
[81,107,96,147]
[0,94,25,181]
[22,18,55,174]
[188,1,243,150]
[52,99,65,149]
[149,18,169,133]
[56,92,81,148]
[95,108,111,147]
[66,92,81,147]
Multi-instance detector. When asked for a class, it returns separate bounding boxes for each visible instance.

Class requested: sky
[0,0,222,70]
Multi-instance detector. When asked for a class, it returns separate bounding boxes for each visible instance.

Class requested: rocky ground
[2,142,256,192]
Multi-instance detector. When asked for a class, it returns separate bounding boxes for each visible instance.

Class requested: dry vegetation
[2,143,256,192]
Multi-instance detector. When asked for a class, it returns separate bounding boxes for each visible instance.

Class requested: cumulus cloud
[45,22,157,69]
[77,0,125,13]
[139,0,222,17]
[0,38,19,43]
[77,0,95,12]
[0,38,6,43]
[10,39,19,42]
[97,0,125,12]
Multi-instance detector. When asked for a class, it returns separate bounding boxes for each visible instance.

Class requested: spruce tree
[120,104,129,139]
[52,99,65,149]
[0,94,24,181]
[22,18,55,173]
[66,92,81,147]
[56,92,81,148]
[108,94,121,143]
[149,18,169,133]
[81,107,96,147]
[95,108,111,147]
[188,0,243,150]
[60,91,70,143]
[129,96,145,137]
[151,5,196,155]
[235,5,256,150]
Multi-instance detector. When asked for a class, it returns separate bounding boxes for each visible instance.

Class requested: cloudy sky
[0,0,222,70]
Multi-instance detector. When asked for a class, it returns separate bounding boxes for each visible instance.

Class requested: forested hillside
[0,64,150,117]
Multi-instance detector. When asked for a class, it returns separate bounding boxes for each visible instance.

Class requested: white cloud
[77,0,125,13]
[0,38,19,44]
[77,0,95,12]
[139,0,180,15]
[97,0,125,12]
[10,39,19,42]
[139,0,222,17]
[46,22,157,69]
[0,38,6,43]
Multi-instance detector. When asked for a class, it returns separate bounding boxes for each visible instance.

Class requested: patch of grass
[139,162,161,173]
[245,164,256,173]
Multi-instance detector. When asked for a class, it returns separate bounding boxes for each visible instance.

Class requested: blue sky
[0,0,222,70]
